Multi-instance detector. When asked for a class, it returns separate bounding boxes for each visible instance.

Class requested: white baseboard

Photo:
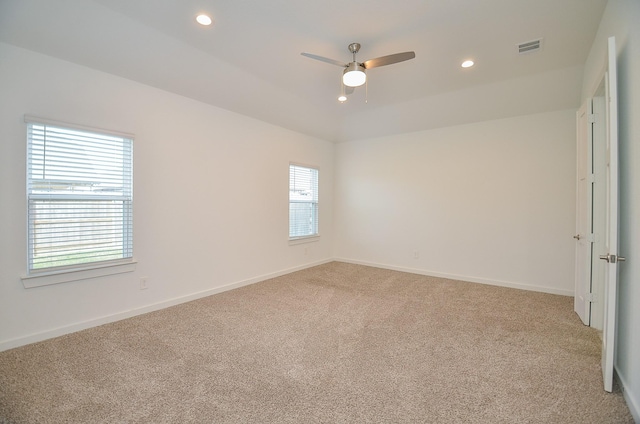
[0,259,332,352]
[616,368,640,423]
[334,257,574,297]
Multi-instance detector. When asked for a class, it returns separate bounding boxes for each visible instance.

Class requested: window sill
[21,260,137,289]
[289,235,320,245]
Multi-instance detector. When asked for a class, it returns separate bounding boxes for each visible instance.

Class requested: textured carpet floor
[0,262,633,423]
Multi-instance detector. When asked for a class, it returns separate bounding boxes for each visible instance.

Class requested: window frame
[288,162,319,243]
[22,116,136,288]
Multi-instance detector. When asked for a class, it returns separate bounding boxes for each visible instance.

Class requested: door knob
[599,254,626,263]
[573,234,581,240]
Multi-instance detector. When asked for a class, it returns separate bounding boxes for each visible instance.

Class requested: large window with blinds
[289,164,319,240]
[26,119,133,273]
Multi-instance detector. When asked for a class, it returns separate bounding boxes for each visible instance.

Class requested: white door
[574,101,593,325]
[599,36,623,393]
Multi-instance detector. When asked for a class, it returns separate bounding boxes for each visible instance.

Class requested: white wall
[0,43,334,350]
[581,1,640,420]
[334,110,576,295]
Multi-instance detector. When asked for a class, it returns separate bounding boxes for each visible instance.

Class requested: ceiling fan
[301,43,415,99]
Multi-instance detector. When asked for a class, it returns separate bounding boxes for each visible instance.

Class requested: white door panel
[574,102,593,325]
[600,36,622,393]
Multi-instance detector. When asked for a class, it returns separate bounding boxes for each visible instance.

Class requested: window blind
[289,164,318,239]
[27,122,133,272]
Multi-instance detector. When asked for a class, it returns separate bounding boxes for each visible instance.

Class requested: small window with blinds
[289,164,318,240]
[26,120,133,273]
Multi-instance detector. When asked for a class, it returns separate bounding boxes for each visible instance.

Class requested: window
[289,164,318,240]
[26,118,133,273]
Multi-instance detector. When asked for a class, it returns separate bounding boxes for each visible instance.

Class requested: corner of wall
[616,368,640,423]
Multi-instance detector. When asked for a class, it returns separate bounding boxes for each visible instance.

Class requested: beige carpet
[0,262,633,423]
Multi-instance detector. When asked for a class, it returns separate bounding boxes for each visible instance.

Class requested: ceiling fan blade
[363,51,416,69]
[301,52,347,67]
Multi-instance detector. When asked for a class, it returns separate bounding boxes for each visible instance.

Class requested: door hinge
[588,173,596,183]
[587,293,596,303]
[587,233,595,243]
[588,113,597,123]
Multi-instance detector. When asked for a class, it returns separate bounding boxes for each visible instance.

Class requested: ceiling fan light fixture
[343,63,366,87]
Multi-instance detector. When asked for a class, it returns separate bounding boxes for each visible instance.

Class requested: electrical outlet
[140,277,149,290]
[413,250,419,259]
[304,247,308,256]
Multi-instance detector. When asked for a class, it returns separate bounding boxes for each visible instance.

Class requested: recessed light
[461,60,474,68]
[196,14,212,26]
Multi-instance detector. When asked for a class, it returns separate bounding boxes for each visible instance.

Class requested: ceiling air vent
[518,38,543,54]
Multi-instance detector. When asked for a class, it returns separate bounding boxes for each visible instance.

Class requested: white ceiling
[0,0,607,142]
